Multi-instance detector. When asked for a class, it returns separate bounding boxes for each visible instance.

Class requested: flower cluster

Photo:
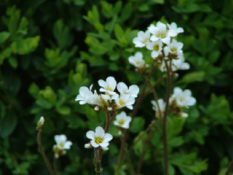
[151,87,196,118]
[75,76,139,111]
[53,135,72,158]
[129,21,189,72]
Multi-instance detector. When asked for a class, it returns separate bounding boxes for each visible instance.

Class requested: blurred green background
[0,0,233,174]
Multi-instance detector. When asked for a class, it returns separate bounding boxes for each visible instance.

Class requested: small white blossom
[128,52,145,68]
[170,87,196,108]
[167,22,184,37]
[86,126,113,149]
[114,94,135,110]
[146,40,163,58]
[164,39,183,57]
[133,30,150,47]
[172,56,190,71]
[54,135,72,150]
[159,56,190,72]
[151,99,166,112]
[84,143,92,149]
[117,82,139,98]
[113,111,132,129]
[75,85,94,105]
[148,22,170,44]
[98,76,117,95]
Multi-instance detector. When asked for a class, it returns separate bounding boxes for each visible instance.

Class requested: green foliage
[0,0,233,175]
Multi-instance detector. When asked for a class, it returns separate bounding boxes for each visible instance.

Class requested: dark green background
[0,0,233,174]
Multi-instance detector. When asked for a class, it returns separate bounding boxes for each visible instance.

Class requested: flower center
[179,97,185,102]
[59,142,64,148]
[95,137,103,144]
[143,38,149,44]
[136,61,140,65]
[118,119,125,125]
[154,44,160,51]
[119,100,125,106]
[171,47,177,52]
[108,86,113,91]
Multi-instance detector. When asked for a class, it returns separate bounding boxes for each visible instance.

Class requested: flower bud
[37,116,45,130]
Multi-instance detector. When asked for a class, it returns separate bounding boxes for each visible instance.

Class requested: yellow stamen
[119,100,125,106]
[59,142,64,148]
[118,120,125,125]
[143,38,149,43]
[171,47,177,52]
[95,137,103,144]
[154,44,159,51]
[108,86,113,91]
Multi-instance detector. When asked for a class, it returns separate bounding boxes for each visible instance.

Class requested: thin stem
[37,131,55,175]
[129,120,156,153]
[117,63,158,166]
[162,60,172,175]
[136,124,157,175]
[225,160,233,175]
[53,157,58,175]
[125,147,137,175]
[145,75,165,95]
[95,149,101,175]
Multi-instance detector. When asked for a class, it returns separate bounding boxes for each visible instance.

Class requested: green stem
[162,60,172,175]
[37,130,55,175]
[53,157,58,175]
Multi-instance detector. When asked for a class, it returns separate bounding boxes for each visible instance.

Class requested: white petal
[103,133,113,142]
[99,142,109,147]
[95,126,105,137]
[91,140,99,148]
[86,131,95,139]
[64,141,72,149]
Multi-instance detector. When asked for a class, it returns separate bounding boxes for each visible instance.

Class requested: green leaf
[11,36,40,55]
[130,117,145,133]
[56,106,71,115]
[180,71,205,83]
[114,24,124,41]
[0,111,17,138]
[120,3,132,22]
[0,32,10,44]
[8,57,17,68]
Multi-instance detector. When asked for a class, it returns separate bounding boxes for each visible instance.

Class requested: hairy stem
[37,131,55,175]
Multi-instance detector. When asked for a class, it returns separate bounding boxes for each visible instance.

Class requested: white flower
[98,76,117,95]
[170,87,196,108]
[117,82,139,98]
[54,135,72,150]
[75,85,94,105]
[113,111,132,129]
[37,116,44,127]
[114,94,135,110]
[133,30,150,47]
[148,22,170,44]
[151,99,166,117]
[146,40,163,58]
[172,56,190,71]
[86,126,113,149]
[128,52,145,68]
[164,39,183,57]
[159,56,190,72]
[167,22,184,37]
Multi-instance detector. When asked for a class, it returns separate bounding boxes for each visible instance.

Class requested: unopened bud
[84,143,92,149]
[37,116,45,130]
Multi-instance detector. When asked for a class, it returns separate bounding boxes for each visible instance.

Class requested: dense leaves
[0,0,233,175]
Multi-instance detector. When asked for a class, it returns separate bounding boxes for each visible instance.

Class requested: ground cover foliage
[0,0,233,174]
